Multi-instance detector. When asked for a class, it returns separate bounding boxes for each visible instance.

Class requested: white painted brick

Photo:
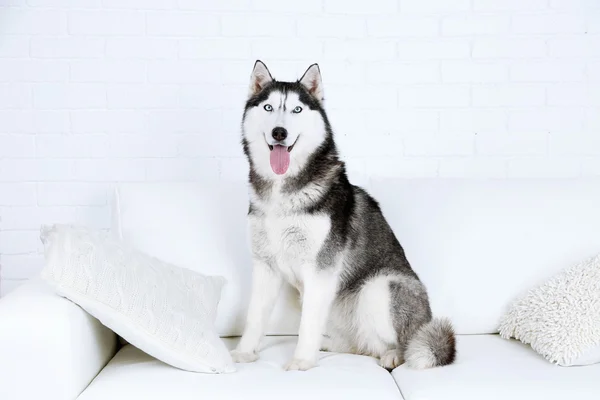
[476,133,548,156]
[588,61,600,82]
[440,109,508,133]
[473,38,546,58]
[442,15,510,36]
[442,61,508,83]
[581,158,600,177]
[0,60,69,83]
[0,183,37,206]
[397,39,471,60]
[33,83,106,109]
[367,16,438,37]
[145,158,220,182]
[70,60,146,83]
[108,134,178,157]
[0,111,32,134]
[0,36,30,58]
[179,38,252,59]
[106,38,178,59]
[27,0,101,6]
[0,230,41,255]
[36,134,108,158]
[0,206,78,231]
[178,134,245,158]
[32,111,71,134]
[77,205,111,230]
[0,84,32,109]
[102,0,175,9]
[550,0,600,8]
[0,9,67,35]
[146,12,219,36]
[72,159,146,181]
[367,62,439,84]
[0,254,45,280]
[586,109,600,131]
[547,37,600,57]
[147,60,221,84]
[179,0,251,11]
[107,84,179,109]
[508,157,581,178]
[472,85,545,107]
[0,159,74,182]
[71,110,147,134]
[335,133,404,157]
[37,183,108,206]
[439,158,507,178]
[509,108,585,131]
[512,14,586,34]
[314,61,365,85]
[400,0,470,13]
[398,85,470,107]
[380,109,439,133]
[474,0,548,11]
[325,0,397,14]
[366,157,439,178]
[0,279,27,298]
[510,61,586,82]
[326,86,397,110]
[68,10,144,35]
[549,133,600,155]
[547,84,591,106]
[251,0,319,12]
[298,16,366,38]
[324,40,396,60]
[0,135,35,158]
[327,109,366,136]
[179,84,247,110]
[219,157,248,182]
[405,133,474,156]
[253,39,323,60]
[148,109,222,135]
[222,14,296,37]
[30,37,105,59]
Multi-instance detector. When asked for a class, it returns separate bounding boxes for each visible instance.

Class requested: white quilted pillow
[499,253,600,366]
[40,224,235,374]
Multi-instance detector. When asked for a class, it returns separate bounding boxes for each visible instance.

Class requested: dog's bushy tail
[405,317,456,369]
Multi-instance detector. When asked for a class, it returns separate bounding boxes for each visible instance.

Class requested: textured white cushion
[77,336,402,400]
[393,334,600,400]
[498,253,600,366]
[111,182,302,337]
[40,224,235,374]
[371,178,600,334]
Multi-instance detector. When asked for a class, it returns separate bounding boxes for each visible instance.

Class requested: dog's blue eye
[292,106,303,114]
[264,104,273,112]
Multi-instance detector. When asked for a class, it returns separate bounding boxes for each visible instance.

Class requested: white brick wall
[0,0,599,296]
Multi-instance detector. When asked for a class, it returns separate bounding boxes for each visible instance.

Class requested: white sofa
[1,178,599,400]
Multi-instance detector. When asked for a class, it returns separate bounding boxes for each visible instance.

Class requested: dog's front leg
[231,260,282,363]
[285,268,338,371]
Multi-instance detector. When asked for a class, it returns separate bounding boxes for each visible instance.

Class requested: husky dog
[231,61,456,371]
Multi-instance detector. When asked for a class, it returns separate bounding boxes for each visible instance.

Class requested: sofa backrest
[112,179,600,336]
[370,178,600,334]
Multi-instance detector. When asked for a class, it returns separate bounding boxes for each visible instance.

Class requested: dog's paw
[284,358,317,371]
[379,349,404,371]
[230,349,259,363]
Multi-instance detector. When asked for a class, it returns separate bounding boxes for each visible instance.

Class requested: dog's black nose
[272,127,288,141]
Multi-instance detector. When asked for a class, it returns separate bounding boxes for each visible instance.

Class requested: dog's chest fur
[249,187,331,290]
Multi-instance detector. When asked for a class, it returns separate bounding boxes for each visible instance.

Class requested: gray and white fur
[231,61,456,371]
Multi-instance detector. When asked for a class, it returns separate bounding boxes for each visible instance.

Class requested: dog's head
[241,60,331,178]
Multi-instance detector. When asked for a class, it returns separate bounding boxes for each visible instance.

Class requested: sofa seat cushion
[393,334,599,400]
[78,336,402,400]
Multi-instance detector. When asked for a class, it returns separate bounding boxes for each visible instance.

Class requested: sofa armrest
[0,278,118,400]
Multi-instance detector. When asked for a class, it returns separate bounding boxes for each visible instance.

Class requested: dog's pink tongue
[270,145,290,175]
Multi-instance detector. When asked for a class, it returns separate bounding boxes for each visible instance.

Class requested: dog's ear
[299,63,323,102]
[248,60,273,98]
